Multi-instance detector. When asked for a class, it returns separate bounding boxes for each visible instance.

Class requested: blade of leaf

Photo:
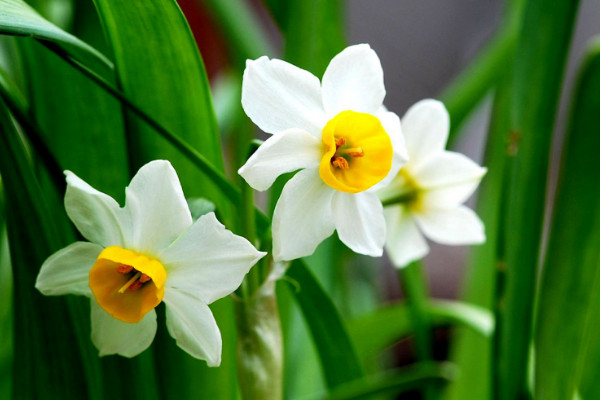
[534,39,600,400]
[0,97,103,399]
[285,260,365,389]
[89,0,237,396]
[315,362,454,400]
[0,222,12,399]
[0,0,112,71]
[348,300,493,363]
[496,0,580,398]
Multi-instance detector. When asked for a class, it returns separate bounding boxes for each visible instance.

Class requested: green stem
[234,274,283,400]
[399,261,437,399]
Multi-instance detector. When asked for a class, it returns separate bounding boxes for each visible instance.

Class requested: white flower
[378,99,487,268]
[238,44,408,261]
[35,160,265,365]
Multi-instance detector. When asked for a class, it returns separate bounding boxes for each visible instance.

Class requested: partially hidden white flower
[238,44,408,261]
[378,99,487,268]
[36,160,266,365]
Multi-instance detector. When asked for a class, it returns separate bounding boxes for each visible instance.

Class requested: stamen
[116,264,133,274]
[118,271,142,293]
[331,156,349,169]
[335,137,346,148]
[127,280,143,291]
[339,147,364,157]
[139,274,151,283]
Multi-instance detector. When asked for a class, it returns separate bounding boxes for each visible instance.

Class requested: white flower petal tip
[237,129,322,191]
[402,99,451,166]
[164,289,222,366]
[415,206,486,246]
[383,206,429,268]
[39,160,265,362]
[242,56,326,136]
[322,43,386,115]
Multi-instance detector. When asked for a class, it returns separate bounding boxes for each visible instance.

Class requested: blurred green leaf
[0,97,103,399]
[0,0,111,71]
[285,260,365,389]
[200,0,274,64]
[349,300,493,363]
[445,79,512,400]
[0,222,12,400]
[496,0,580,398]
[535,39,600,400]
[90,0,237,396]
[315,363,455,400]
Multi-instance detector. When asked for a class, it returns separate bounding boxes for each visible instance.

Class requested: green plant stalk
[234,276,283,400]
[398,262,438,400]
[496,0,580,398]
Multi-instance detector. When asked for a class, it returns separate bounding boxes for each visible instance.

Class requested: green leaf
[89,0,237,396]
[496,0,580,398]
[285,260,365,389]
[534,39,600,400]
[0,223,12,399]
[445,74,513,400]
[0,0,111,71]
[200,0,274,64]
[349,300,493,363]
[495,0,579,400]
[315,362,455,400]
[0,97,103,399]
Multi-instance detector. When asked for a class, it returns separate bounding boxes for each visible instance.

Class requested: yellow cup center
[319,110,393,193]
[89,246,167,323]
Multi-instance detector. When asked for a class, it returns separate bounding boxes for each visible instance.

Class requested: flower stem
[234,276,283,400]
[399,261,438,400]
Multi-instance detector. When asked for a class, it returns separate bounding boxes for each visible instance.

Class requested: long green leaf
[316,363,455,400]
[0,97,103,399]
[90,0,237,397]
[0,0,111,71]
[497,0,580,398]
[349,300,493,363]
[0,222,12,399]
[285,260,365,389]
[534,39,600,400]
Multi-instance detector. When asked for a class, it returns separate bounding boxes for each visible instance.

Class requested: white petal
[415,151,487,207]
[272,169,335,261]
[414,205,485,245]
[369,110,409,192]
[36,242,101,296]
[332,191,385,257]
[160,212,266,304]
[124,160,192,254]
[238,129,322,191]
[163,288,222,366]
[65,171,130,247]
[402,99,450,168]
[242,56,327,136]
[91,299,156,357]
[322,44,385,116]
[384,206,429,268]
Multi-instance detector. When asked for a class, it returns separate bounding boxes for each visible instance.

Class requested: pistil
[118,272,142,293]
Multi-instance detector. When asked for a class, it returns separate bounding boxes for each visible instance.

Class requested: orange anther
[116,264,133,274]
[139,274,151,283]
[349,151,364,158]
[331,156,349,169]
[128,280,143,291]
[335,137,346,148]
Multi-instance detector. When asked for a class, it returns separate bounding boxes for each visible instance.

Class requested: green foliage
[534,39,600,400]
[496,0,581,398]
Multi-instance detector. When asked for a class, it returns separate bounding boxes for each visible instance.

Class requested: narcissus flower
[36,160,265,365]
[239,44,408,261]
[378,100,486,267]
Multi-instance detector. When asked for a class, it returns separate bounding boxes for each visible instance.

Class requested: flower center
[319,110,393,193]
[89,246,167,323]
[380,168,424,211]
